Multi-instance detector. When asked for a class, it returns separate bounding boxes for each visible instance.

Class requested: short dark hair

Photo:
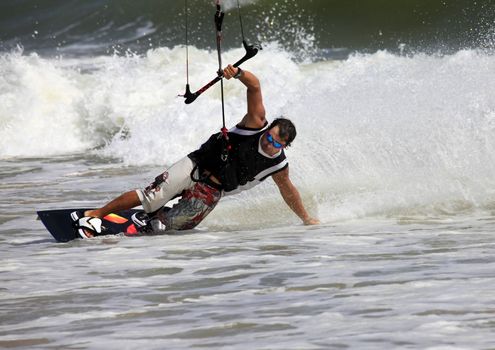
[268,117,297,147]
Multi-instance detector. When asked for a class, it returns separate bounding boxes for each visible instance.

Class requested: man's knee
[161,182,222,231]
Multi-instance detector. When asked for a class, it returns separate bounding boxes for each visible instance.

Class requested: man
[72,64,319,238]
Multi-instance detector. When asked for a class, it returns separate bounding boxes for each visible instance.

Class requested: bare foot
[84,209,98,217]
[82,230,94,238]
[80,210,100,238]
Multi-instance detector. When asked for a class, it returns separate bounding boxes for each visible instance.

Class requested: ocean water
[1,1,495,349]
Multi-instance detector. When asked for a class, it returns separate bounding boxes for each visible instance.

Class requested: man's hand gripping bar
[181,40,261,104]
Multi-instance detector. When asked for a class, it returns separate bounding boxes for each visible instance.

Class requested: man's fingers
[223,65,237,79]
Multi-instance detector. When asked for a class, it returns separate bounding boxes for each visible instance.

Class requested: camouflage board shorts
[136,157,222,232]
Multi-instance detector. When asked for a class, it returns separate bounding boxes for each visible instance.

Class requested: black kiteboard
[37,208,143,242]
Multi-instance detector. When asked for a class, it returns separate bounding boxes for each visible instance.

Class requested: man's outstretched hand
[303,217,320,225]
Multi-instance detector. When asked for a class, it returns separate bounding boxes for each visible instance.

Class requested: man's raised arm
[223,65,266,129]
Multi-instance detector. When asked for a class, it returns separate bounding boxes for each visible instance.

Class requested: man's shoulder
[237,114,267,129]
[230,121,269,136]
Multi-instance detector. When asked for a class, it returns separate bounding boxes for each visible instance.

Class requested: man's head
[261,117,297,155]
[268,118,297,147]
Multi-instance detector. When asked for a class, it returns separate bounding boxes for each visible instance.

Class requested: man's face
[261,125,286,155]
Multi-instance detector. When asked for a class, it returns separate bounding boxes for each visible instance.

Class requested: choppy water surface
[1,159,495,349]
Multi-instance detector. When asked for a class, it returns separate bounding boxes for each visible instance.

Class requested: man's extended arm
[272,167,320,225]
[223,65,266,129]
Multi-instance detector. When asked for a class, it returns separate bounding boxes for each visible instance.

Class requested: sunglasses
[266,132,284,149]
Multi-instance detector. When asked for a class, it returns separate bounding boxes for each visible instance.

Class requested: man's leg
[137,157,196,214]
[76,157,197,237]
[86,157,196,220]
[85,190,141,218]
[157,182,222,231]
[72,190,141,238]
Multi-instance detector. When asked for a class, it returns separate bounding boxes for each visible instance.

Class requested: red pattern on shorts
[158,182,222,231]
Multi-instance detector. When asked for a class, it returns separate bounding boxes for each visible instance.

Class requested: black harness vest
[188,124,288,193]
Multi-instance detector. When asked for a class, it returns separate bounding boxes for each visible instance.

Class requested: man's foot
[131,212,166,234]
[71,210,104,239]
[131,211,150,231]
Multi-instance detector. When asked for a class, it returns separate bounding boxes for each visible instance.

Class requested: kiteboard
[37,208,143,242]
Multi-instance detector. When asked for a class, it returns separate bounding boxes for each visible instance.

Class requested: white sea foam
[1,47,495,220]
